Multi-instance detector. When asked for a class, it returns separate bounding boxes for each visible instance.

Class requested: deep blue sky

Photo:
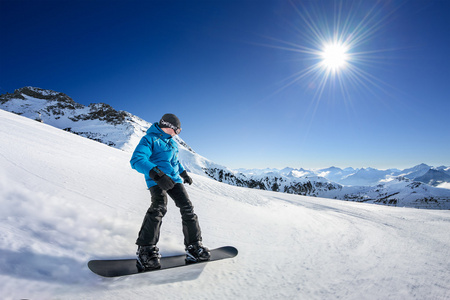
[1,0,449,169]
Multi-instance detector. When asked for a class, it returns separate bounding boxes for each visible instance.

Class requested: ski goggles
[160,119,182,135]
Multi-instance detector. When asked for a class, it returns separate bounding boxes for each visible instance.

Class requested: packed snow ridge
[1,87,449,209]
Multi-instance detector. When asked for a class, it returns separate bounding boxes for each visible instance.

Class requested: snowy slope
[1,110,450,300]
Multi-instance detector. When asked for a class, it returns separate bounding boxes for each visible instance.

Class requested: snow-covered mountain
[0,86,147,152]
[2,107,450,300]
[338,167,401,186]
[237,163,450,188]
[0,86,226,175]
[2,87,449,209]
[208,167,450,209]
[414,168,450,187]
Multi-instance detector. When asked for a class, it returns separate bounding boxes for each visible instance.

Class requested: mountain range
[1,86,449,209]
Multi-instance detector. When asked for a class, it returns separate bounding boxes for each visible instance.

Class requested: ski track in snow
[1,109,450,300]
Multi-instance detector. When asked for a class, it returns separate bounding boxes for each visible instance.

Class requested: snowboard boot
[136,245,161,271]
[185,241,211,263]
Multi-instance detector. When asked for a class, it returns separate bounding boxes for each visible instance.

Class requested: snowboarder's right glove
[180,170,193,185]
[149,167,175,191]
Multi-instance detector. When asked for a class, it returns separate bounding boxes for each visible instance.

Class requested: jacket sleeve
[178,161,186,175]
[130,136,157,175]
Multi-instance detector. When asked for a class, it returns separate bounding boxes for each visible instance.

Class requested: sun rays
[268,0,401,104]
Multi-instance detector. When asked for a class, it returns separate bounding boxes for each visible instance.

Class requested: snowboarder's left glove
[180,170,193,185]
[149,167,175,190]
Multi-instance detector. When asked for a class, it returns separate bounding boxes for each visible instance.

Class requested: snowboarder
[130,113,210,270]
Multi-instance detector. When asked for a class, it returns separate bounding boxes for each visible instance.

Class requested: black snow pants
[136,183,202,247]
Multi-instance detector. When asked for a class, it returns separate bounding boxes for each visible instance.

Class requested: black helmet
[159,113,181,134]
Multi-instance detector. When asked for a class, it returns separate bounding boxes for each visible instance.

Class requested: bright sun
[267,0,396,102]
[320,42,349,72]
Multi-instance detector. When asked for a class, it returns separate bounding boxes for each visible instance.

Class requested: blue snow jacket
[130,123,185,188]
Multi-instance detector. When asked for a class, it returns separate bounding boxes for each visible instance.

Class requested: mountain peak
[0,86,205,163]
[19,86,75,103]
[0,87,148,151]
[414,169,450,186]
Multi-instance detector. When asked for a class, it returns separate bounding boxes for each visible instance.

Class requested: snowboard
[88,246,238,277]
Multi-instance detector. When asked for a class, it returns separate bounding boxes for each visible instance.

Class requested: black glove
[180,170,193,185]
[149,167,175,190]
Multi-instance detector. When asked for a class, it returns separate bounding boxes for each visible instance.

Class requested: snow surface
[1,109,450,300]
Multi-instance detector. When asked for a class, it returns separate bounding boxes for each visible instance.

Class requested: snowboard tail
[88,246,238,277]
